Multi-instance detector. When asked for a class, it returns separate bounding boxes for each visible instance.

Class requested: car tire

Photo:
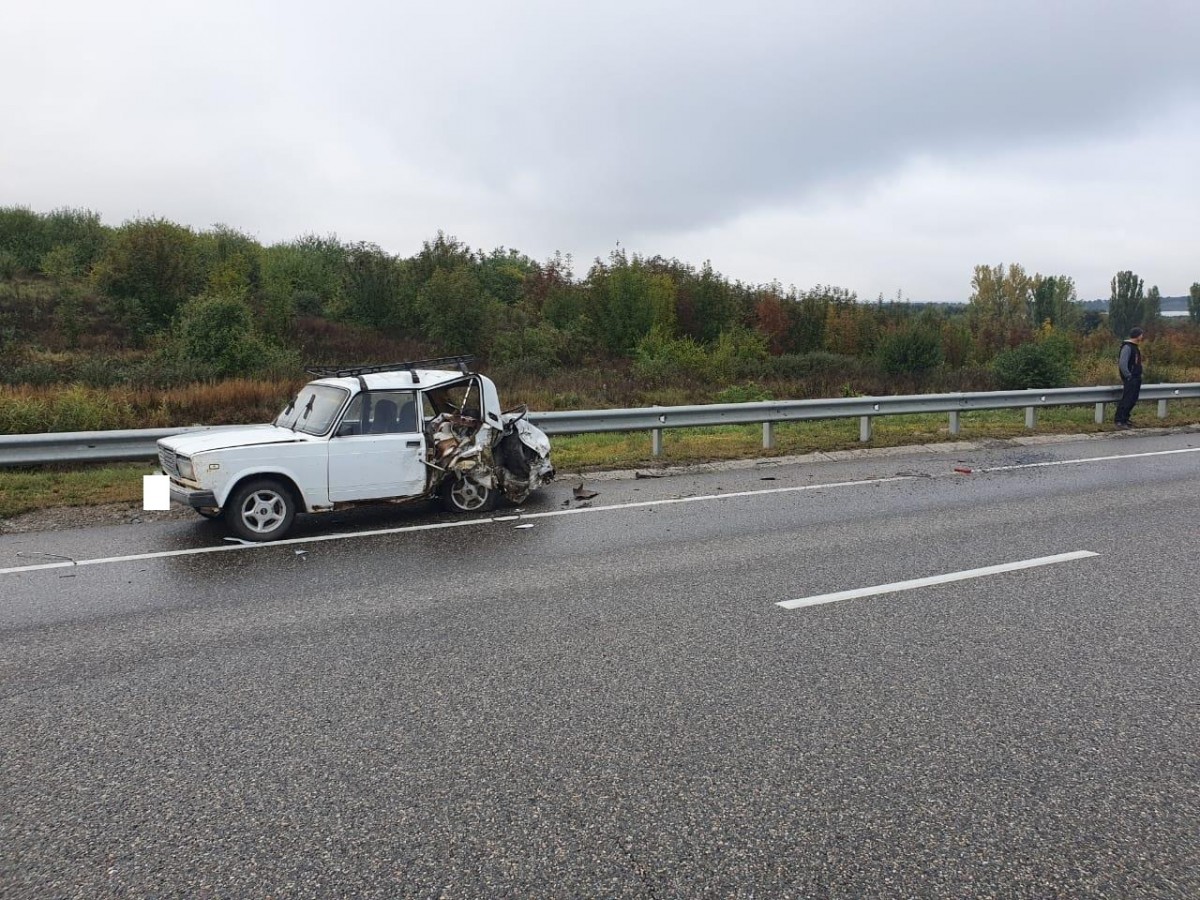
[440,474,498,514]
[225,478,297,542]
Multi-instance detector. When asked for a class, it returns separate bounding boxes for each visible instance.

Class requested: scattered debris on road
[16,550,77,566]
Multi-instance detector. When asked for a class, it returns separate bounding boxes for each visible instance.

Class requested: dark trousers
[1115,376,1142,424]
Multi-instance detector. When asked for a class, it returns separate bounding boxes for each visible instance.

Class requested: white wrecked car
[157,357,554,541]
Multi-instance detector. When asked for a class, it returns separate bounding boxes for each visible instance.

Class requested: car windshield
[274,384,349,435]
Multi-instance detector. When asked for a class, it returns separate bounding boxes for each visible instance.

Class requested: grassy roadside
[3,401,1198,520]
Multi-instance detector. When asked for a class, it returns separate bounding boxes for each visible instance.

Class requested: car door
[327,390,428,501]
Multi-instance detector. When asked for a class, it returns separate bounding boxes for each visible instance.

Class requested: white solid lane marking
[0,442,1192,578]
[777,550,1099,610]
[979,445,1200,473]
[0,475,911,576]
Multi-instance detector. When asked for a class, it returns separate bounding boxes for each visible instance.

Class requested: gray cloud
[2,0,1198,297]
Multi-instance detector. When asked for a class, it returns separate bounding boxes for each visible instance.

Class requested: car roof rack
[306,355,476,384]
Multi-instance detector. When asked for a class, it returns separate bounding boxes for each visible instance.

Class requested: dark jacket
[1118,340,1143,381]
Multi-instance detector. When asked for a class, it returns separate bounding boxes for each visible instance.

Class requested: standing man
[1114,327,1145,429]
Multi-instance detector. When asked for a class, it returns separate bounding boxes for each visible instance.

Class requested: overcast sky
[3,1,1198,301]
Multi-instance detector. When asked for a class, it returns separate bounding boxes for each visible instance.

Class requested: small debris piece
[294,549,307,556]
[760,476,776,481]
[953,466,973,475]
[514,523,535,529]
[573,485,599,500]
[223,536,252,545]
[635,471,665,479]
[17,550,77,566]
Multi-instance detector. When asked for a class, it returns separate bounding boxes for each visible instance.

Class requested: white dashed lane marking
[778,551,1100,610]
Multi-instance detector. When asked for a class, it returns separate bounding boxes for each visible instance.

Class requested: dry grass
[0,378,304,433]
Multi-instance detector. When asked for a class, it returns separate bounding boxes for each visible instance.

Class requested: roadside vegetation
[2,204,1200,516]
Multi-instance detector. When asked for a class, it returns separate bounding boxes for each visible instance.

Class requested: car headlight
[177,455,195,480]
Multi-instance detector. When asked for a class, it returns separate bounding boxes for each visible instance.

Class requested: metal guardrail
[532,383,1200,452]
[0,426,243,467]
[1,384,1198,467]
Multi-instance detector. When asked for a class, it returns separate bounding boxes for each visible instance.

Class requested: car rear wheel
[441,474,498,514]
[225,478,297,541]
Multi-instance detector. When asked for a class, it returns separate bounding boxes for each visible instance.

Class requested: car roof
[310,369,481,392]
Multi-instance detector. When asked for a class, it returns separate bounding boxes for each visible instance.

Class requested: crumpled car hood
[159,425,306,456]
[504,415,551,457]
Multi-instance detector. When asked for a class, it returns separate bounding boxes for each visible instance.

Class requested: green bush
[877,328,944,376]
[760,352,861,380]
[42,208,110,272]
[292,289,323,317]
[716,382,774,403]
[0,249,19,281]
[632,326,709,382]
[552,392,583,410]
[75,355,140,388]
[415,266,495,353]
[170,292,298,378]
[0,206,46,272]
[2,358,62,386]
[709,327,769,381]
[991,333,1074,389]
[130,354,221,388]
[490,322,568,376]
[91,218,204,330]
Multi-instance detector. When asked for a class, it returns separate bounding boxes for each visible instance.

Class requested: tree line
[2,205,1198,389]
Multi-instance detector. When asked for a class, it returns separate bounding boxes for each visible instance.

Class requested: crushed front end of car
[426,404,554,506]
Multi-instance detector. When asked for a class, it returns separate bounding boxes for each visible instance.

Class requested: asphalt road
[2,430,1198,898]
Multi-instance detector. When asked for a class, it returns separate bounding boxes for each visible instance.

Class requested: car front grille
[158,447,178,477]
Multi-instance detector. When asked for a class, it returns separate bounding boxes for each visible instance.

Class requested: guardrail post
[859,416,872,442]
[949,411,960,436]
[1025,406,1037,429]
[652,428,664,456]
[762,421,775,450]
[1158,399,1168,419]
[1094,402,1105,424]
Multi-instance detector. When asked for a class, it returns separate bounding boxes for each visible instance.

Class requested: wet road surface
[2,431,1199,897]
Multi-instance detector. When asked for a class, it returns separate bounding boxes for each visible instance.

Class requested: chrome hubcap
[241,489,286,533]
[451,480,488,511]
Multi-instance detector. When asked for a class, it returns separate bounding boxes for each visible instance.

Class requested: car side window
[366,391,418,434]
[338,395,365,436]
[336,391,418,437]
